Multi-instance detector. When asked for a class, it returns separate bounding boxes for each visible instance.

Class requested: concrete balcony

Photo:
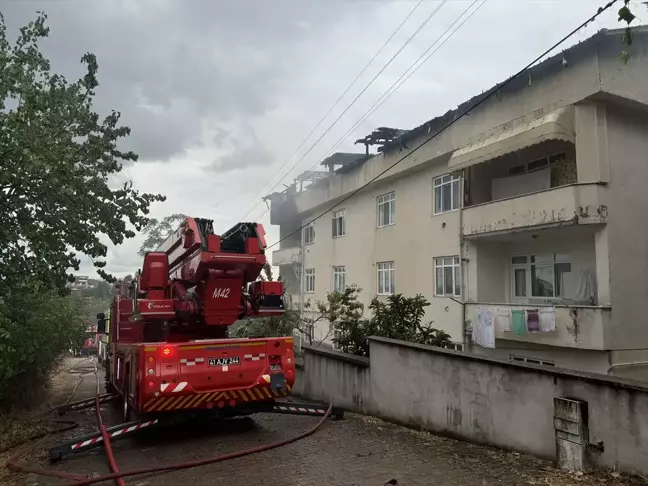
[271,246,301,267]
[465,303,610,350]
[462,183,607,238]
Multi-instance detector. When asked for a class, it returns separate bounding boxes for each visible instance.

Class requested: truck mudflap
[141,382,292,413]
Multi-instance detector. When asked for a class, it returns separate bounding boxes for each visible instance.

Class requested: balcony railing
[465,302,610,350]
[272,246,301,266]
[462,183,607,237]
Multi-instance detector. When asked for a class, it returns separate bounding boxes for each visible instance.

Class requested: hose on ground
[65,403,333,486]
[4,356,334,485]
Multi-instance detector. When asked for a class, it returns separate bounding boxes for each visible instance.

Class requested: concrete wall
[297,338,648,475]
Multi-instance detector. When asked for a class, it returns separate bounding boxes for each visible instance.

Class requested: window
[332,210,346,238]
[377,192,395,227]
[377,261,395,295]
[443,342,464,351]
[507,152,566,176]
[433,174,460,214]
[304,223,315,245]
[332,266,346,292]
[510,355,555,367]
[511,253,572,299]
[434,257,461,297]
[305,268,315,293]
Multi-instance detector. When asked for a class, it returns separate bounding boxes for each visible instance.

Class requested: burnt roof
[380,26,648,154]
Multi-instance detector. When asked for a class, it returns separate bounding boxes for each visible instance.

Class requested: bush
[330,288,452,357]
[0,281,86,409]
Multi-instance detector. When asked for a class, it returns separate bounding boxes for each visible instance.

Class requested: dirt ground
[2,357,648,486]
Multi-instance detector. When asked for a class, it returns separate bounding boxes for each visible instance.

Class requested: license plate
[208,357,240,366]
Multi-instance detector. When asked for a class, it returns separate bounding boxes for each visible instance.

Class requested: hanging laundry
[539,307,556,332]
[511,309,526,336]
[473,307,495,348]
[526,309,540,333]
[495,309,511,332]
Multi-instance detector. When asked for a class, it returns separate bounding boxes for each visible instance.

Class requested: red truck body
[100,218,294,420]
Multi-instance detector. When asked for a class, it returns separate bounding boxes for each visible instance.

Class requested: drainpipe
[607,361,648,375]
[299,218,306,350]
[458,169,467,349]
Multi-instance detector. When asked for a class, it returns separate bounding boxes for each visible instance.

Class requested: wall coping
[303,344,370,367]
[367,336,648,393]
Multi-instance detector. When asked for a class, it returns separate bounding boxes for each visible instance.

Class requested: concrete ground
[3,357,648,486]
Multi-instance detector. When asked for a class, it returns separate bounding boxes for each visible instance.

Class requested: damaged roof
[379,26,647,154]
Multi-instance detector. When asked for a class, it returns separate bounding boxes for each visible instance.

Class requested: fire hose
[4,358,333,485]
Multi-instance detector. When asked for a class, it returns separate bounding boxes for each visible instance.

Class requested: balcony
[465,303,610,350]
[462,183,607,238]
[272,246,301,266]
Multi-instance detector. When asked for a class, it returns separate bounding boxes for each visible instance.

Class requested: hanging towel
[495,309,511,332]
[511,310,526,336]
[539,307,556,332]
[526,309,540,333]
[472,307,495,348]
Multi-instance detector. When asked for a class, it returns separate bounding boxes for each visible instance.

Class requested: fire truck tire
[122,382,137,422]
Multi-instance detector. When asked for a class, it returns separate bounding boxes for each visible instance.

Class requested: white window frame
[377,192,395,228]
[433,174,460,215]
[377,261,395,295]
[332,266,346,292]
[510,355,555,367]
[507,151,567,176]
[304,268,315,293]
[510,253,571,301]
[434,256,461,297]
[332,209,346,238]
[304,223,315,245]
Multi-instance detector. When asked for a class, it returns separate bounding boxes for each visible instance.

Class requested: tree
[138,213,187,256]
[331,291,451,357]
[0,12,165,289]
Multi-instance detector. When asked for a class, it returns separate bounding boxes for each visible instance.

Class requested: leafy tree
[0,279,87,408]
[330,290,451,357]
[0,12,165,288]
[138,213,186,256]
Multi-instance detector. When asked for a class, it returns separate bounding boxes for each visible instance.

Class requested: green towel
[512,310,526,335]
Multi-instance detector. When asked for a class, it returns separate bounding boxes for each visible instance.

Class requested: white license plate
[208,356,240,366]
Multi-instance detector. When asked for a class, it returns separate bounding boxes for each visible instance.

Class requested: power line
[242,0,479,224]
[233,0,425,221]
[303,0,485,182]
[235,0,449,223]
[265,0,619,252]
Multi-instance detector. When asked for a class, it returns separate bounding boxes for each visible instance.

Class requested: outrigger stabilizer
[50,397,344,463]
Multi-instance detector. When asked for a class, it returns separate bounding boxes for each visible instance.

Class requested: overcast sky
[1,0,629,279]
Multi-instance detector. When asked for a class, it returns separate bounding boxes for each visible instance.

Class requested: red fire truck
[98,218,295,421]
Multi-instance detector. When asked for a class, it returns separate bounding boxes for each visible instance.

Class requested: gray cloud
[1,1,369,164]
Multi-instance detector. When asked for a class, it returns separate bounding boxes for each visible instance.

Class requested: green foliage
[618,0,645,64]
[0,279,87,408]
[329,288,452,357]
[0,12,165,287]
[138,213,186,256]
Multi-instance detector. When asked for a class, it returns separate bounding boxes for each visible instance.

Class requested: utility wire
[303,0,485,182]
[242,0,478,224]
[235,0,449,223]
[234,0,424,220]
[265,0,620,251]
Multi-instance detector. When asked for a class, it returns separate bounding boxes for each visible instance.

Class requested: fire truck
[97,217,295,422]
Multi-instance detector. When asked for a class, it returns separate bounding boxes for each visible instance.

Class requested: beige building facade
[267,28,648,379]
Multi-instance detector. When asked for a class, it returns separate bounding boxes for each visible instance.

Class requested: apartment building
[266,27,648,379]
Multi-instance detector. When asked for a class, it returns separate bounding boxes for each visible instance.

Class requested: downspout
[299,219,306,350]
[459,168,467,350]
